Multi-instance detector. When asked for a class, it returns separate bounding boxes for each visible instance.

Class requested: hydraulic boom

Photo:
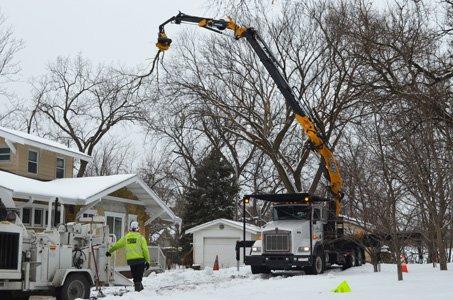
[156,12,344,215]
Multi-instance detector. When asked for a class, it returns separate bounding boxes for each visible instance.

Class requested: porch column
[47,198,54,230]
[60,203,65,224]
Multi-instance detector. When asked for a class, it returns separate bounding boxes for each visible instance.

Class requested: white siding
[192,224,254,268]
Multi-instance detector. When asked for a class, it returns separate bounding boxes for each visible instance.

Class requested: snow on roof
[0,170,135,203]
[340,214,373,229]
[0,126,92,162]
[185,218,261,234]
[0,170,180,224]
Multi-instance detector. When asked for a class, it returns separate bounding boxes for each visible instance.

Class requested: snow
[97,263,453,300]
[0,126,92,161]
[186,218,261,234]
[0,170,135,204]
[1,170,180,223]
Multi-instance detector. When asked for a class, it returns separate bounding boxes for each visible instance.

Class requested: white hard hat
[130,221,139,231]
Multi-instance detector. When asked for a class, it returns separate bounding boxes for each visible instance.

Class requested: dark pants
[129,261,145,284]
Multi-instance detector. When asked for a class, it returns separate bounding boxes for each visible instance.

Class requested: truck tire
[251,265,271,274]
[305,249,324,275]
[342,251,356,270]
[57,273,91,300]
[355,249,363,267]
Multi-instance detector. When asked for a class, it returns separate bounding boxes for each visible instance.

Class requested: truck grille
[263,230,291,253]
[0,231,19,270]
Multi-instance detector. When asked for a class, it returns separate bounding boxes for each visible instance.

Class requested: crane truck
[156,13,365,274]
[0,196,131,300]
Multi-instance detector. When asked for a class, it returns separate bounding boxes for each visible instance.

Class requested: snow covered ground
[96,263,453,300]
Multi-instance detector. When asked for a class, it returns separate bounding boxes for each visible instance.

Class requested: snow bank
[97,263,453,300]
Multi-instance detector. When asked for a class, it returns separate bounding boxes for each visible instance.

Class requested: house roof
[340,214,372,229]
[0,126,92,162]
[185,218,261,235]
[0,170,180,224]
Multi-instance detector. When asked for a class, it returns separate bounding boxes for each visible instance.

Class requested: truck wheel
[251,265,271,274]
[342,252,355,270]
[355,249,363,266]
[57,273,91,300]
[305,249,324,275]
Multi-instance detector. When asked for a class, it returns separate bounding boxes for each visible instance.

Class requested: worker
[106,221,150,292]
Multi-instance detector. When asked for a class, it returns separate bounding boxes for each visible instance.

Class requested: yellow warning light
[304,196,310,202]
[244,198,250,204]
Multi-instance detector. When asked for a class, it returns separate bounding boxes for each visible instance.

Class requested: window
[56,157,65,178]
[34,209,44,227]
[272,205,310,221]
[82,209,97,218]
[106,212,124,240]
[313,208,321,221]
[322,206,328,221]
[19,207,48,227]
[22,208,31,225]
[28,150,38,174]
[0,148,11,161]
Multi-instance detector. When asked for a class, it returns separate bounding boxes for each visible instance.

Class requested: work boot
[134,282,143,292]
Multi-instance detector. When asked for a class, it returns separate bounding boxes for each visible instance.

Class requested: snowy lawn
[96,263,453,300]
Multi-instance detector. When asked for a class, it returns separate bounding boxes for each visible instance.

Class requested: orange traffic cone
[213,255,220,271]
[401,263,408,273]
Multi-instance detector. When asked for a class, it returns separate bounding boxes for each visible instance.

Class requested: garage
[186,219,261,269]
[203,237,239,268]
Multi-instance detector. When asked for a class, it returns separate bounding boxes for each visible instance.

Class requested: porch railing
[149,245,166,272]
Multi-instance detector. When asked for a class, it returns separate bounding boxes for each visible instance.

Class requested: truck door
[312,208,324,241]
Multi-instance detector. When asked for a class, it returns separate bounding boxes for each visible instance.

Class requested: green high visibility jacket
[108,231,151,264]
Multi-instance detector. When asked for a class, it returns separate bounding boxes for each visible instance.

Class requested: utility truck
[0,198,131,300]
[240,193,364,274]
[155,13,364,274]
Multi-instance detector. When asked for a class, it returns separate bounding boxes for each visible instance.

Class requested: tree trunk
[417,245,423,264]
[77,160,88,178]
[371,248,380,272]
[435,226,448,270]
[396,253,403,281]
[448,229,453,262]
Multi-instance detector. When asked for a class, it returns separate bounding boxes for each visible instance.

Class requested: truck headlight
[252,247,262,252]
[298,246,310,252]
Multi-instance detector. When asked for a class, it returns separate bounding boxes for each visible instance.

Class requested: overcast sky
[1,0,207,100]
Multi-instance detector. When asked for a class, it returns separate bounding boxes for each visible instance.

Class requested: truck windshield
[272,205,310,221]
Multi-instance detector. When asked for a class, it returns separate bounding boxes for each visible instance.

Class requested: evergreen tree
[180,148,239,254]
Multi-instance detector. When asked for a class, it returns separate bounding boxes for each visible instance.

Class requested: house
[0,126,181,272]
[186,219,261,269]
[0,126,91,180]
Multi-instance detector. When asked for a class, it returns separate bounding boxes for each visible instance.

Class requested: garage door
[203,237,240,268]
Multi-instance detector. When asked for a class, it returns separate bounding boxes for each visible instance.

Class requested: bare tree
[30,55,150,177]
[84,137,135,176]
[333,0,452,271]
[0,9,22,92]
[0,9,23,125]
